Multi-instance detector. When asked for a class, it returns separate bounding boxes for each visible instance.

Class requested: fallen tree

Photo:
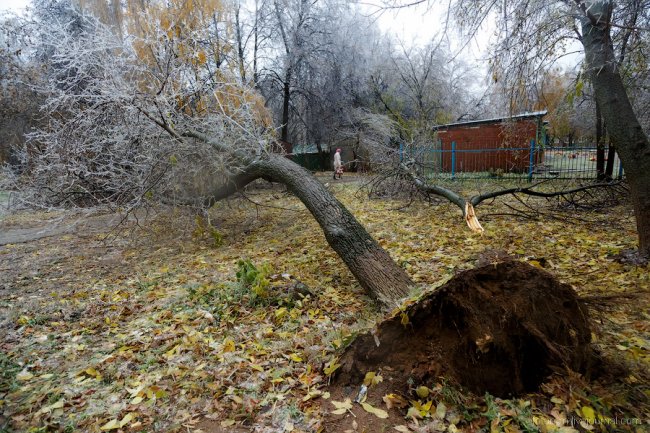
[399,159,627,232]
[2,6,593,396]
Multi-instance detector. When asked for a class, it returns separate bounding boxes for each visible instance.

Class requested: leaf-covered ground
[1,175,648,433]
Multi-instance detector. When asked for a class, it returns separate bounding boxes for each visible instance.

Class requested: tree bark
[281,69,291,143]
[234,3,247,83]
[605,145,616,179]
[208,154,414,307]
[581,1,650,255]
[254,154,414,306]
[595,100,606,180]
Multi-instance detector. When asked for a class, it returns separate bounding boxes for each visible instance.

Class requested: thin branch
[399,161,466,212]
[470,180,623,207]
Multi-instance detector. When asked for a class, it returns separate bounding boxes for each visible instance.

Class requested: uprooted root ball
[334,261,592,396]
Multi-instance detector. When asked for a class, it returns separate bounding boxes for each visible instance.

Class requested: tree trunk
[595,100,606,180]
[281,69,291,143]
[208,154,414,307]
[605,145,616,179]
[255,154,414,306]
[234,4,247,83]
[581,2,650,256]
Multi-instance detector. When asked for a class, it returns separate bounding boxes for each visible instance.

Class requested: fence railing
[400,141,624,180]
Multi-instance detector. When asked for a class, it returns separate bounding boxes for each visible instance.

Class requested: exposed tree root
[333,261,592,397]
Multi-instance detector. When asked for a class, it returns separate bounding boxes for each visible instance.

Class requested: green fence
[401,142,624,180]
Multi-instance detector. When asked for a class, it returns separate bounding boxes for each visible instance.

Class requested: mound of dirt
[334,260,592,397]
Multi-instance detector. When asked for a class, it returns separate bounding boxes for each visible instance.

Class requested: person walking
[333,148,343,180]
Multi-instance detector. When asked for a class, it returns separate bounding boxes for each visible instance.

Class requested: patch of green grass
[0,351,21,393]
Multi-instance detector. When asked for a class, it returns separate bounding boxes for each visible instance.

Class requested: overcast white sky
[0,0,487,56]
[364,1,491,58]
[0,0,577,74]
[1,0,29,12]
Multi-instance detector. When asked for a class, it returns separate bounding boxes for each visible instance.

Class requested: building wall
[437,120,542,173]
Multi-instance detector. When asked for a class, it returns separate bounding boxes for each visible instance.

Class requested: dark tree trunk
[595,100,606,180]
[281,69,291,143]
[234,4,246,83]
[581,1,650,255]
[254,154,414,306]
[207,153,414,307]
[605,145,616,179]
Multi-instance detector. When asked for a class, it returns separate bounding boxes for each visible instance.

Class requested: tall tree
[439,0,650,256]
[580,1,650,254]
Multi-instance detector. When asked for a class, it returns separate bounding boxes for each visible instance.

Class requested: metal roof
[433,110,548,131]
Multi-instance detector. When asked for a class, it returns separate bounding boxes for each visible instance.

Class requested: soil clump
[326,261,592,431]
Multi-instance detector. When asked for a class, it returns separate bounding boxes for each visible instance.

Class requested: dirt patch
[325,261,592,431]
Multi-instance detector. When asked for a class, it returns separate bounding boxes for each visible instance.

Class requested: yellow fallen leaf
[165,344,180,358]
[331,398,353,415]
[394,426,411,433]
[361,401,389,418]
[16,371,34,381]
[363,371,376,386]
[550,396,564,405]
[363,371,383,387]
[302,390,322,402]
[383,393,408,409]
[435,401,446,419]
[119,413,134,428]
[220,419,236,427]
[146,385,167,399]
[222,338,235,353]
[100,419,121,430]
[406,405,423,420]
[323,358,341,376]
[581,406,596,423]
[40,399,64,413]
[408,399,432,419]
[289,353,302,362]
[84,367,101,378]
[275,307,288,320]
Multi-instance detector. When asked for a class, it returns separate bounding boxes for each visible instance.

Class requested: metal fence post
[399,141,403,163]
[451,141,456,179]
[528,139,536,182]
[618,157,624,179]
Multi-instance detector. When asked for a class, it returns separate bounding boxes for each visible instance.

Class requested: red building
[433,111,547,173]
